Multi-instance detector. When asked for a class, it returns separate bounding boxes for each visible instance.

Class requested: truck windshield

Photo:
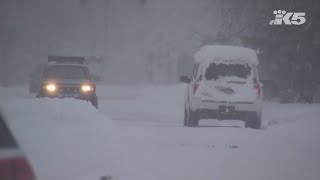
[45,65,89,80]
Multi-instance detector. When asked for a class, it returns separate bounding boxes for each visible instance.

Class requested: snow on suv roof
[194,45,258,65]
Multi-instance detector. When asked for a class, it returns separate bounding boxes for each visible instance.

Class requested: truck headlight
[81,85,93,92]
[45,83,57,92]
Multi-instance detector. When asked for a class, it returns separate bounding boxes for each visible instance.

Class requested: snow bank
[2,85,320,180]
[194,45,258,65]
[0,85,31,100]
[262,103,320,129]
[98,84,187,127]
[1,98,116,180]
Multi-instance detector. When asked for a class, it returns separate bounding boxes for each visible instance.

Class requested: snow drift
[1,98,116,180]
[1,85,320,180]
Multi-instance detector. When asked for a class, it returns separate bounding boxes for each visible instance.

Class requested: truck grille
[58,86,79,94]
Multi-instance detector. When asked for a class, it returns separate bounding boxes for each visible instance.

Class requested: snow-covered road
[1,85,320,180]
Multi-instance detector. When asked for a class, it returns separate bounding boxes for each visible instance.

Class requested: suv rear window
[205,63,251,80]
[0,115,17,148]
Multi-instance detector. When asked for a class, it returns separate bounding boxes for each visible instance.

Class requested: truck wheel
[91,96,98,109]
[245,112,261,129]
[187,108,199,127]
[36,92,44,98]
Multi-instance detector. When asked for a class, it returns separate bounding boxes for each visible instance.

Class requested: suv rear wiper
[227,81,246,84]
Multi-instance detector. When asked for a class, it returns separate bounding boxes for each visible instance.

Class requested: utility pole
[0,0,8,87]
[103,0,109,82]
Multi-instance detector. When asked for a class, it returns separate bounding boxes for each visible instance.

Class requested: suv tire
[185,107,199,127]
[184,108,188,126]
[245,112,261,129]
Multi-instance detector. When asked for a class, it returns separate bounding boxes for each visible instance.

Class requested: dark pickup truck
[36,56,99,108]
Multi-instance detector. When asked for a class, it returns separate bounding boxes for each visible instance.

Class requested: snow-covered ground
[1,85,320,180]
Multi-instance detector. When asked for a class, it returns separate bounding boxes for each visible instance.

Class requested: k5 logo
[270,10,306,25]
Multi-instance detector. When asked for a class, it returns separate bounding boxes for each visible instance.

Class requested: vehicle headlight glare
[81,85,92,92]
[46,84,57,92]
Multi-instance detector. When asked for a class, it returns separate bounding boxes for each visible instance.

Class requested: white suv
[180,45,263,129]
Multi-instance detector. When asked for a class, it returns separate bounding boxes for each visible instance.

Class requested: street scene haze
[1,0,320,180]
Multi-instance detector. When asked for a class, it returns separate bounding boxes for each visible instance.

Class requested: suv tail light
[254,83,261,98]
[0,156,36,180]
[193,81,200,94]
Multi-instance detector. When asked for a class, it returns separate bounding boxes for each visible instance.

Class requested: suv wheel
[185,107,199,127]
[245,112,261,129]
[184,108,188,126]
